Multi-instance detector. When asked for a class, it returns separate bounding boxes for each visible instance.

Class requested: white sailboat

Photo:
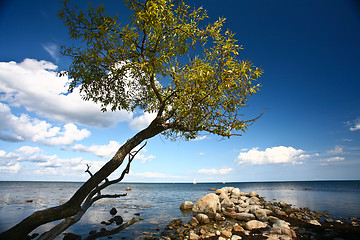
[193,178,197,184]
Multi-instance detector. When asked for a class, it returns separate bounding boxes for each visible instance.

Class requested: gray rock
[195,213,210,224]
[273,219,290,229]
[254,209,268,222]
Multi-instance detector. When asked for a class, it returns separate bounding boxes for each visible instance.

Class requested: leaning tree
[0,0,263,239]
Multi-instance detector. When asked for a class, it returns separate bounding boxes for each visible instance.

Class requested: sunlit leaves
[59,0,263,140]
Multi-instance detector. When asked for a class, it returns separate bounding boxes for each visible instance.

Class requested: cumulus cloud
[0,163,21,173]
[0,59,132,128]
[129,111,157,130]
[198,168,233,175]
[17,146,42,155]
[349,118,360,131]
[0,102,90,145]
[236,146,306,165]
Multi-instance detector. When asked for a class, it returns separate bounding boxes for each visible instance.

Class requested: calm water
[0,181,359,239]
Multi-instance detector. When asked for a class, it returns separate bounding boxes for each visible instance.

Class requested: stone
[221,197,234,209]
[180,201,194,210]
[195,213,210,224]
[232,225,244,235]
[249,197,261,205]
[273,219,290,229]
[235,206,245,213]
[249,191,259,197]
[231,188,241,198]
[110,207,117,215]
[112,215,124,225]
[189,217,199,227]
[189,230,200,240]
[221,187,235,195]
[270,227,296,238]
[254,209,268,222]
[161,231,176,240]
[166,218,182,230]
[192,193,221,215]
[236,213,256,221]
[215,189,224,195]
[221,230,232,239]
[246,205,261,213]
[308,219,321,226]
[224,211,237,219]
[274,209,287,216]
[244,220,267,230]
[215,213,225,221]
[231,235,242,240]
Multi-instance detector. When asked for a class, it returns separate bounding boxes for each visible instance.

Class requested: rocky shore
[154,187,359,240]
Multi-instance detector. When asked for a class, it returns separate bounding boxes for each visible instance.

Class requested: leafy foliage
[58,0,263,140]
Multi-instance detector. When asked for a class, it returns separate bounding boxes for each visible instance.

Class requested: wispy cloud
[198,168,233,175]
[42,43,60,63]
[347,118,360,131]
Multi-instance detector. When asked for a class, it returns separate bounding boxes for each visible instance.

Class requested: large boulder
[195,213,210,224]
[230,188,241,198]
[254,209,268,222]
[192,193,221,215]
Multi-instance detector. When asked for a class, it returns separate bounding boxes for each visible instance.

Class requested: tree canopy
[59,0,263,140]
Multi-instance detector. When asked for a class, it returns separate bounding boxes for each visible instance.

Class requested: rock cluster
[158,186,340,240]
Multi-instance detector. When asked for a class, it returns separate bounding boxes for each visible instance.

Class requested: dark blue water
[0,181,359,239]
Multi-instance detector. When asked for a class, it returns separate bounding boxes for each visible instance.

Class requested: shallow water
[0,181,359,239]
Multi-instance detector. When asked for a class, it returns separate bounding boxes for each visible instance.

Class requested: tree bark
[0,119,165,240]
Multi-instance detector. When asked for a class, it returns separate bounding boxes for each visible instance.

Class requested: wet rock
[244,220,267,230]
[63,233,81,240]
[308,219,321,226]
[110,207,117,215]
[236,213,256,221]
[166,218,182,230]
[270,227,297,238]
[196,213,210,224]
[161,231,176,240]
[112,215,124,225]
[180,201,193,211]
[189,230,200,240]
[189,217,199,227]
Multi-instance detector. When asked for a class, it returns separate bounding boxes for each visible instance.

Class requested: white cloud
[236,146,305,165]
[63,141,122,159]
[323,157,345,162]
[43,43,60,62]
[327,145,344,155]
[129,111,157,130]
[0,59,132,128]
[0,102,90,145]
[0,163,21,173]
[17,146,42,155]
[192,136,207,141]
[198,168,233,175]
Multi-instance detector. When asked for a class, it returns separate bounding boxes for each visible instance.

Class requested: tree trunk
[0,120,165,240]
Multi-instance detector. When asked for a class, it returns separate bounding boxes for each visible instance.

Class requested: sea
[0,181,360,239]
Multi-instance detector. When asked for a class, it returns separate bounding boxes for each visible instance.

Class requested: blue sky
[0,0,359,182]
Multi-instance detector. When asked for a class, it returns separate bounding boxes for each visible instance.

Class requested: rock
[272,219,290,229]
[189,230,200,240]
[232,225,244,235]
[192,193,221,215]
[218,237,226,240]
[308,219,321,226]
[63,233,81,240]
[112,215,123,225]
[161,231,176,240]
[110,207,117,215]
[246,205,261,213]
[236,213,256,221]
[189,217,199,227]
[166,219,182,230]
[30,233,39,239]
[221,230,232,239]
[270,227,296,238]
[268,216,280,223]
[215,213,225,221]
[224,211,237,219]
[274,209,287,216]
[231,235,242,240]
[180,201,193,210]
[195,213,210,224]
[249,197,261,205]
[244,220,267,230]
[215,189,224,195]
[249,191,259,197]
[254,209,268,222]
[231,188,241,198]
[221,187,235,195]
[235,206,245,213]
